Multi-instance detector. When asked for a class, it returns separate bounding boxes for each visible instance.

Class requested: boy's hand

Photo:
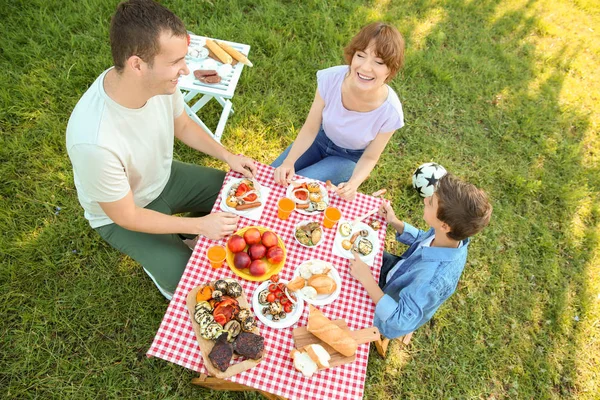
[349,250,374,284]
[378,200,397,224]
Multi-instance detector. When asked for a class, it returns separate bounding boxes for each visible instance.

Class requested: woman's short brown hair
[343,22,405,82]
[435,174,492,241]
[110,0,187,72]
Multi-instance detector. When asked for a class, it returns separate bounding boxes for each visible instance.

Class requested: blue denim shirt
[374,222,470,339]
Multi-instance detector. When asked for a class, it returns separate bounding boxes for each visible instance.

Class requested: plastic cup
[277,197,295,220]
[207,245,226,269]
[323,206,341,228]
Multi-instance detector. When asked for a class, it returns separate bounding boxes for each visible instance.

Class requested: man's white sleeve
[69,143,130,203]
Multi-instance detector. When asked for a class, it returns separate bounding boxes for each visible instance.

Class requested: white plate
[332,221,380,266]
[219,178,264,217]
[293,220,325,248]
[252,280,304,329]
[292,260,341,306]
[187,46,209,61]
[285,179,329,216]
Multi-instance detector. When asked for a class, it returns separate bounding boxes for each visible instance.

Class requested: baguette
[216,40,253,67]
[307,305,357,357]
[205,39,233,64]
[304,344,330,369]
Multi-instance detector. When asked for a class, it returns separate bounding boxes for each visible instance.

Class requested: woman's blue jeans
[271,128,364,185]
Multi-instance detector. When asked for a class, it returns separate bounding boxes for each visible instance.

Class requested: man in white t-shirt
[66,0,256,299]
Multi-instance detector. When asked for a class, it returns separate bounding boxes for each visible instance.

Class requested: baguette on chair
[307,305,358,357]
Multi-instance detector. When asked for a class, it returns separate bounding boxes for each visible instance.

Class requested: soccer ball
[412,162,447,197]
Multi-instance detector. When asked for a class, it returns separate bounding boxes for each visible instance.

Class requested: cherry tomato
[275,290,284,299]
[284,289,297,302]
[268,283,278,292]
[277,283,286,291]
[266,293,276,303]
[284,304,293,313]
[270,274,280,283]
[280,297,289,305]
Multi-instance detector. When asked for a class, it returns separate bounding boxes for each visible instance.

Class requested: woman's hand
[336,181,359,201]
[227,154,257,178]
[273,162,295,186]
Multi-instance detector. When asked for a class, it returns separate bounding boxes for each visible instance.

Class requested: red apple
[233,251,251,270]
[247,243,267,260]
[243,228,262,245]
[266,246,284,264]
[249,259,268,276]
[227,234,247,253]
[261,231,278,248]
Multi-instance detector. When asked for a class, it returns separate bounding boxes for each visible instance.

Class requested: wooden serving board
[186,283,262,379]
[292,320,380,369]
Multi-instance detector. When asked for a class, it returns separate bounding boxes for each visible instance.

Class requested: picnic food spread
[225,178,262,211]
[188,279,265,377]
[290,344,331,377]
[287,180,329,214]
[226,226,286,281]
[252,274,304,328]
[294,221,323,247]
[256,275,297,319]
[287,260,339,304]
[151,164,388,399]
[306,305,357,357]
[336,222,376,257]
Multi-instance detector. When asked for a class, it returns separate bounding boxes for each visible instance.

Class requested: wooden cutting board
[186,283,262,379]
[292,320,380,369]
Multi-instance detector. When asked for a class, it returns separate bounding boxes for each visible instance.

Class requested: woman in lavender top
[272,22,405,201]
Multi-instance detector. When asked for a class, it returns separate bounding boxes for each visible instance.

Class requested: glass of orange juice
[323,206,342,228]
[277,197,295,220]
[206,245,227,269]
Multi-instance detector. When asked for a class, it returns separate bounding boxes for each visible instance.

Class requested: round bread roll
[307,274,337,295]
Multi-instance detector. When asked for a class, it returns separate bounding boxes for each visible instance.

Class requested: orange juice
[323,206,341,228]
[277,197,295,220]
[207,245,226,269]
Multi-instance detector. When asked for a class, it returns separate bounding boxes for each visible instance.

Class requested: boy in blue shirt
[350,173,492,339]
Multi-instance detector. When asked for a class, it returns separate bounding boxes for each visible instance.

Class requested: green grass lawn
[1,0,599,398]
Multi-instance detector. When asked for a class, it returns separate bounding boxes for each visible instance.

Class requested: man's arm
[99,190,239,239]
[173,111,256,177]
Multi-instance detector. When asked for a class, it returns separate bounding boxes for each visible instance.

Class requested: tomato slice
[294,190,308,201]
[235,183,249,197]
[243,193,258,202]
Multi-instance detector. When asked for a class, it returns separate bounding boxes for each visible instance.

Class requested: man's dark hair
[436,173,492,241]
[110,0,187,72]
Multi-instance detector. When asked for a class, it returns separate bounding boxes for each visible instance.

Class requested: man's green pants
[95,161,225,298]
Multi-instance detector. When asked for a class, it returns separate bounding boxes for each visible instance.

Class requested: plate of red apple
[225,226,287,282]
